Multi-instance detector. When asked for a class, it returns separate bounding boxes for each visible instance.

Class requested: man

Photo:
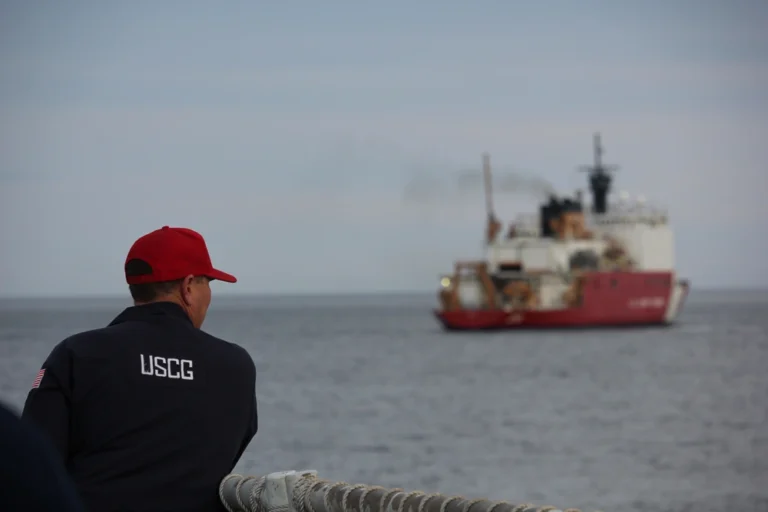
[0,401,85,511]
[22,226,258,512]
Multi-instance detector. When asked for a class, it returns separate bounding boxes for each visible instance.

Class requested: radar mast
[578,133,619,214]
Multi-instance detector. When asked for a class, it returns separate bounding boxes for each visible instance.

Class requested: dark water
[1,290,766,512]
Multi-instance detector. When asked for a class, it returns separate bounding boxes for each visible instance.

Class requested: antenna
[482,152,494,220]
[578,132,620,214]
[481,152,501,245]
[580,133,619,174]
[594,133,602,167]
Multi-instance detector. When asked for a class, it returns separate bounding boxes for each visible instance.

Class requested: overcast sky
[1,1,767,297]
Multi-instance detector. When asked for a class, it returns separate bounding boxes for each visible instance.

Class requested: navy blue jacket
[21,302,258,512]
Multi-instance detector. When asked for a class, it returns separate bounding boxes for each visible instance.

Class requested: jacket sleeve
[234,363,258,464]
[21,341,73,462]
[236,394,258,462]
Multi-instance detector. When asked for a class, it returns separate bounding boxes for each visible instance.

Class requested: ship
[434,133,690,330]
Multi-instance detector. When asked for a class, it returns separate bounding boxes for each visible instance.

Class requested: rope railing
[219,470,593,512]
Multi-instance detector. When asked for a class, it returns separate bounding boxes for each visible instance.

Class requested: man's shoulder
[56,324,126,350]
[196,331,255,370]
[51,326,112,355]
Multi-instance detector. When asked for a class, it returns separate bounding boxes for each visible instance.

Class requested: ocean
[1,290,766,512]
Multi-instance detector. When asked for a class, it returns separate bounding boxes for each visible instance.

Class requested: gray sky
[1,1,767,297]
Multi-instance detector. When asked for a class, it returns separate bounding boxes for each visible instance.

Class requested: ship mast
[482,152,494,219]
[482,152,500,244]
[579,133,619,214]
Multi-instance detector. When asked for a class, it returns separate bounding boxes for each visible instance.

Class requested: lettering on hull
[505,313,524,324]
[140,354,194,380]
[627,297,666,309]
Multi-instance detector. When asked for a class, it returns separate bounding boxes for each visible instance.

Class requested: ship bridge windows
[591,212,668,227]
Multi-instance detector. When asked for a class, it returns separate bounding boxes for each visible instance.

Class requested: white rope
[220,474,242,512]
[219,472,586,512]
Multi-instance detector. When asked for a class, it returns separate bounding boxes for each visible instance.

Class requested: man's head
[124,226,237,328]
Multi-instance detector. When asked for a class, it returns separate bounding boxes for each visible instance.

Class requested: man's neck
[133,296,182,308]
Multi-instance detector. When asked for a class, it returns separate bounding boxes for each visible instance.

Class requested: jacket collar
[108,301,193,327]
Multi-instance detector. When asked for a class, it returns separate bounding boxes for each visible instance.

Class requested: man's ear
[180,274,196,306]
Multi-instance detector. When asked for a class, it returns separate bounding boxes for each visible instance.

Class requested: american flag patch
[32,368,46,389]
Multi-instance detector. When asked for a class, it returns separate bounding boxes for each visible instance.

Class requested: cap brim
[206,268,237,283]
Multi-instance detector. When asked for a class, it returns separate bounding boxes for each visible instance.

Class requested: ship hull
[435,275,690,331]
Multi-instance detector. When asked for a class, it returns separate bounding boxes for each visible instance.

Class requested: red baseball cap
[124,226,237,285]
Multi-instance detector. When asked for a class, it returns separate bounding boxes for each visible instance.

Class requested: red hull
[435,272,690,331]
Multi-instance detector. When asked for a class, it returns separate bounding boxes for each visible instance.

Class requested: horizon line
[1,286,767,301]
